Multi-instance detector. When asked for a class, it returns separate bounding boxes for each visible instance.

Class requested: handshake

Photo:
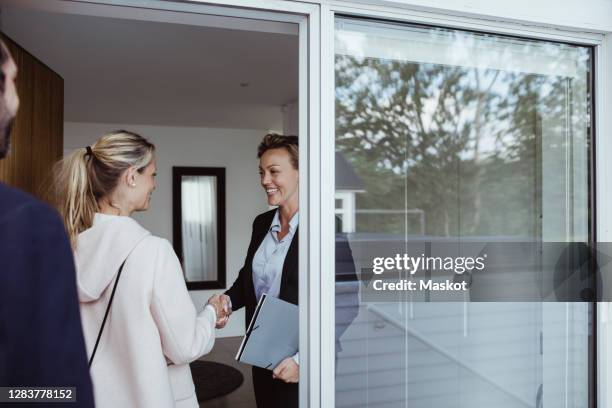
[207,294,232,328]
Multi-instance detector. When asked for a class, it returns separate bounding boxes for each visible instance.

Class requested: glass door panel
[334,17,593,408]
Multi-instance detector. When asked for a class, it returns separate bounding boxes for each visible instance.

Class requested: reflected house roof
[335,152,365,191]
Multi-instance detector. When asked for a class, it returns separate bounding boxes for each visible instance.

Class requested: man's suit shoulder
[0,182,40,211]
[0,182,64,234]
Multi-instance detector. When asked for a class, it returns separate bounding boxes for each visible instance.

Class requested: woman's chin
[267,197,280,207]
[136,201,151,212]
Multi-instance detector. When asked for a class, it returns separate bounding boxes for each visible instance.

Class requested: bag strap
[88,260,127,368]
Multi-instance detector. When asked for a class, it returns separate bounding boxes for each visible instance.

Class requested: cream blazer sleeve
[150,238,216,364]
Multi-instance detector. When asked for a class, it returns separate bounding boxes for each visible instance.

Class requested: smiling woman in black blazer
[220,134,300,408]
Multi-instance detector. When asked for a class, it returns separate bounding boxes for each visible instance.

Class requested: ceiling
[0,2,299,129]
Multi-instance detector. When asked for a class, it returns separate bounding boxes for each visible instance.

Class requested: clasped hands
[206,294,232,328]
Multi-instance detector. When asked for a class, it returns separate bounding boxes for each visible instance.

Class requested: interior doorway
[0,0,303,406]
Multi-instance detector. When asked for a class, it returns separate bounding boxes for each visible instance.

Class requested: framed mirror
[172,167,226,290]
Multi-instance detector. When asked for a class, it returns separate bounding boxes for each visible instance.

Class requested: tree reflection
[335,52,590,238]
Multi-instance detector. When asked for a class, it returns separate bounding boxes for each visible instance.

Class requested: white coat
[75,213,216,408]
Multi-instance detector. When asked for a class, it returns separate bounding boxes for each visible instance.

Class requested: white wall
[64,121,270,338]
[282,100,299,136]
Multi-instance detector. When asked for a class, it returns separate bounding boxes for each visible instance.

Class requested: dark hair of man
[257,133,299,170]
[0,39,13,160]
[0,41,8,93]
[0,41,8,66]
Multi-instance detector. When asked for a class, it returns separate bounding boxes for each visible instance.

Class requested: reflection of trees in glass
[335,54,588,237]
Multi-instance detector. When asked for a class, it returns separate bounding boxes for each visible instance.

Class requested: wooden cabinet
[0,33,63,200]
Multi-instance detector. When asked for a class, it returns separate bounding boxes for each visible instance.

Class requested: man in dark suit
[0,40,94,407]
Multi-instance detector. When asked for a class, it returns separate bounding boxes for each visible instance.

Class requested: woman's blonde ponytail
[53,148,98,247]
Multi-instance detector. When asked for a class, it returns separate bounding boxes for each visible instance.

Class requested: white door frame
[320,2,608,407]
[23,0,321,407]
[11,0,611,407]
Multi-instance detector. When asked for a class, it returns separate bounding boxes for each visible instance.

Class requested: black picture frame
[172,166,226,290]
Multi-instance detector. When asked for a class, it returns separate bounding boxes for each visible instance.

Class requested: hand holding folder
[236,294,298,370]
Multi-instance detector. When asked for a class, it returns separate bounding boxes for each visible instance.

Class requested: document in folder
[235,294,298,370]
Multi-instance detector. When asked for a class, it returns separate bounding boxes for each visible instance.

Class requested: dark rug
[190,360,244,401]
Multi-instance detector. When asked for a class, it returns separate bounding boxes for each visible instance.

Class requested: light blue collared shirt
[252,210,299,301]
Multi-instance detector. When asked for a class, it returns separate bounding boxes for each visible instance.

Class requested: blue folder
[235,294,299,370]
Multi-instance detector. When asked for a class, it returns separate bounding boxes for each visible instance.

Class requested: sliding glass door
[333,17,593,407]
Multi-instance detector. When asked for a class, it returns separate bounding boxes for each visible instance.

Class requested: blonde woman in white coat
[53,130,227,408]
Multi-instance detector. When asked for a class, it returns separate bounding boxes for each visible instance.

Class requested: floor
[198,336,257,408]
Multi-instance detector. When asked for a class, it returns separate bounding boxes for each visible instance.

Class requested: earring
[131,183,136,187]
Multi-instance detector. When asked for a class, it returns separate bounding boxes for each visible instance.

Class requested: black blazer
[225,210,358,407]
[225,210,359,350]
[226,209,298,327]
[0,183,94,407]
